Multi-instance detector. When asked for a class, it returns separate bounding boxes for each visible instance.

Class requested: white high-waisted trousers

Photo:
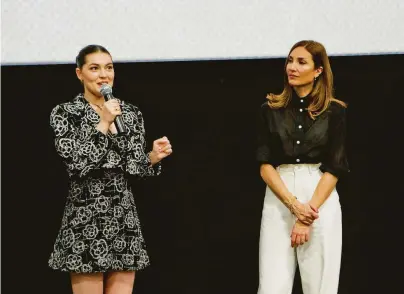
[258,164,342,294]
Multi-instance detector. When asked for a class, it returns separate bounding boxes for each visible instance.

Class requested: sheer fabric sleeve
[319,103,350,178]
[256,104,276,166]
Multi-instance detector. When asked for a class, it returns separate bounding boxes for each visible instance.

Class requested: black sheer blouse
[256,91,350,178]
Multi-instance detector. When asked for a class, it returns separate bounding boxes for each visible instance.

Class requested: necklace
[91,103,104,111]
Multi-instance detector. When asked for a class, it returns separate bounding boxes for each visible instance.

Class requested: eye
[90,66,98,70]
[106,65,114,70]
[299,61,306,65]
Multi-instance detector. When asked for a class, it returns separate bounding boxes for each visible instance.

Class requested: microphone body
[100,85,126,134]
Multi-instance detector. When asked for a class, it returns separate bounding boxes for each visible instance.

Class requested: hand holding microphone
[99,99,121,122]
[100,84,126,134]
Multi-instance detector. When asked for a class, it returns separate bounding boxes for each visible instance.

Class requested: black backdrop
[2,54,404,294]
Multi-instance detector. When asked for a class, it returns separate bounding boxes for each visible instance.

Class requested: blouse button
[298,125,302,129]
[299,108,303,112]
[297,140,300,144]
[300,99,304,103]
[296,158,300,163]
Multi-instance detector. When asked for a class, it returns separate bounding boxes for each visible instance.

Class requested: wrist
[285,194,298,214]
[96,120,110,134]
[308,201,319,211]
[148,150,159,166]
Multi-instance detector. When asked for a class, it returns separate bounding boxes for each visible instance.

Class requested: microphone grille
[100,84,112,96]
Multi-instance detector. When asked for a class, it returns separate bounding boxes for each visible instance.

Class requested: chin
[288,80,300,87]
[288,80,311,88]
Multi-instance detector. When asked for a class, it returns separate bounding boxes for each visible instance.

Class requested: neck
[83,90,105,106]
[293,83,314,98]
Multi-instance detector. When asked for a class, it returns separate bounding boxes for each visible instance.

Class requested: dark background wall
[2,54,403,294]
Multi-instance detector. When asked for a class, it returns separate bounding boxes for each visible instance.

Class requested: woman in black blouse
[256,40,349,294]
[48,45,172,294]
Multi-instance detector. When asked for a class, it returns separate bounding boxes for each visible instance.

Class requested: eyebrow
[288,56,308,60]
[88,63,113,66]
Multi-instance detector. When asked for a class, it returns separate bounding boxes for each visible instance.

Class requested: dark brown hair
[76,44,111,69]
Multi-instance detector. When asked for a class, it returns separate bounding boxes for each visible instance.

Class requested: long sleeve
[319,103,350,178]
[50,104,112,178]
[111,104,161,177]
[256,104,275,165]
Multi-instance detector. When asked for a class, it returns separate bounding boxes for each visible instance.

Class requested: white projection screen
[1,0,404,65]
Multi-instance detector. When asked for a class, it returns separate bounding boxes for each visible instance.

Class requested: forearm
[148,150,159,166]
[96,120,111,135]
[309,172,338,210]
[260,164,296,208]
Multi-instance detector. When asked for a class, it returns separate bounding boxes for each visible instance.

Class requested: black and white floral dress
[48,93,160,273]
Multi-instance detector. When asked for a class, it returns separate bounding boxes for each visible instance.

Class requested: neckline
[290,90,311,109]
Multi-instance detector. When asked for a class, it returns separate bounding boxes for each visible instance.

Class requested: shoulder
[325,100,347,126]
[259,99,284,116]
[260,100,270,109]
[259,99,274,112]
[328,100,347,117]
[50,94,86,117]
[121,100,142,116]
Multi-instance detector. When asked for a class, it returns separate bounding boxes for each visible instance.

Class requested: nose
[99,68,107,77]
[288,61,297,72]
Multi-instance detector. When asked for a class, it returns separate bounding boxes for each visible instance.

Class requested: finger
[156,143,171,153]
[105,100,120,108]
[295,235,301,247]
[305,232,309,242]
[106,104,121,113]
[155,137,169,144]
[310,211,319,219]
[107,98,120,104]
[299,234,305,245]
[309,204,319,213]
[291,232,297,247]
[160,144,172,152]
[163,148,173,154]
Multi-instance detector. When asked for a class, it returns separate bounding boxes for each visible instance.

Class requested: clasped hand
[290,200,319,225]
[289,200,318,247]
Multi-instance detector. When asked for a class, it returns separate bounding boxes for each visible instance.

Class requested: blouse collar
[289,90,311,109]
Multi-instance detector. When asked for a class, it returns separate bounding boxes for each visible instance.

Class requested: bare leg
[104,271,136,294]
[70,272,103,294]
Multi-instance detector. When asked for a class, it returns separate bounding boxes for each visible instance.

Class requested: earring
[314,76,317,81]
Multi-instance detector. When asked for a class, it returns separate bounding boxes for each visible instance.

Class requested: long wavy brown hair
[267,40,346,119]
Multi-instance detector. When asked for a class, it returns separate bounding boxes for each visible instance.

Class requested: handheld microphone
[100,84,126,134]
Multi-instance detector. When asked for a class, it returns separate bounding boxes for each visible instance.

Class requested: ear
[76,67,83,82]
[315,66,323,78]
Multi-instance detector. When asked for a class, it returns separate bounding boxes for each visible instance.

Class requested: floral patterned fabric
[48,94,160,273]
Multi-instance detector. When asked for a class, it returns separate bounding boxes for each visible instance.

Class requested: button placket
[294,100,306,164]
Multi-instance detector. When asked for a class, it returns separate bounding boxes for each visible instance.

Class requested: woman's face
[76,52,114,98]
[286,46,322,88]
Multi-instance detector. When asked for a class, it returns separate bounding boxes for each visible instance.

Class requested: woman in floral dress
[48,44,172,294]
